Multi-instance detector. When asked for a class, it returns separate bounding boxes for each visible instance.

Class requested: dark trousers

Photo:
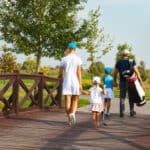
[119,81,134,115]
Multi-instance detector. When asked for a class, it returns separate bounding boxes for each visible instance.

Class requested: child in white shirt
[83,76,106,129]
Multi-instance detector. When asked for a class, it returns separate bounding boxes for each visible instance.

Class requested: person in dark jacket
[114,49,143,117]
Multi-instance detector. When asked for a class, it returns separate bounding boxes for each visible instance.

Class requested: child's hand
[79,84,83,92]
[102,85,106,95]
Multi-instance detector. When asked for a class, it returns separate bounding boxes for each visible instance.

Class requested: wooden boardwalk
[0,107,150,150]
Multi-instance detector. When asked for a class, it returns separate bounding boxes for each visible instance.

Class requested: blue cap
[68,42,77,49]
[105,67,112,74]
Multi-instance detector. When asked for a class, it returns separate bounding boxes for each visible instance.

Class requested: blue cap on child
[105,67,112,74]
[68,42,77,49]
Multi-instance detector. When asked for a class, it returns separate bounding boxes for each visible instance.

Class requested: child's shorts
[103,88,114,99]
[89,103,103,112]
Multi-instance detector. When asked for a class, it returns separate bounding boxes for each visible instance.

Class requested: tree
[22,57,36,73]
[89,61,105,76]
[138,61,148,81]
[116,43,135,61]
[0,52,19,73]
[0,0,90,73]
[85,8,113,74]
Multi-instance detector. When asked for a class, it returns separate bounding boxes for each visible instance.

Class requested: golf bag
[122,59,146,107]
[128,75,146,107]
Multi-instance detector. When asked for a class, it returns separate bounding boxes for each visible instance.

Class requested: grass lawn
[78,98,89,108]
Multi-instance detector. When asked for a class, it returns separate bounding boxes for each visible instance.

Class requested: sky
[0,0,150,68]
[80,0,150,68]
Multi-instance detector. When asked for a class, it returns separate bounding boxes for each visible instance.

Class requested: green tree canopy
[89,61,105,76]
[116,43,135,61]
[138,61,148,81]
[0,0,90,73]
[84,8,112,74]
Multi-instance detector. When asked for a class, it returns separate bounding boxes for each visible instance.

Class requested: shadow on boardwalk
[0,108,149,150]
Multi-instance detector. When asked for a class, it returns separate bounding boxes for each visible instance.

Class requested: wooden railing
[0,71,63,116]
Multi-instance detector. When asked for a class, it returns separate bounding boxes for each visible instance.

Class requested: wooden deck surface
[0,107,150,150]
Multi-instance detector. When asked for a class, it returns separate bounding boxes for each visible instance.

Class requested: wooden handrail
[0,71,63,117]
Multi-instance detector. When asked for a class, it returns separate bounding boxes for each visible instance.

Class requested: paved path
[0,98,149,150]
[79,96,150,115]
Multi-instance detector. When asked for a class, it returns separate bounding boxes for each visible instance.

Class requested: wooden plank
[0,74,15,79]
[1,97,12,111]
[43,82,59,106]
[19,79,40,108]
[44,81,59,95]
[0,78,15,98]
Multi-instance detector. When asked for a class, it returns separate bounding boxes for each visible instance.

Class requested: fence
[0,70,63,116]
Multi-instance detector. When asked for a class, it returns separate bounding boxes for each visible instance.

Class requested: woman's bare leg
[68,95,79,124]
[65,95,71,120]
[70,95,79,114]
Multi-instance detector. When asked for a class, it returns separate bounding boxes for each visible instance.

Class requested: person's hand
[82,90,89,95]
[103,85,106,95]
[103,84,106,88]
[79,84,83,92]
[113,82,118,87]
[140,81,144,88]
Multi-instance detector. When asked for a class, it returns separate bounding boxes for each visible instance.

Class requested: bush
[82,79,92,90]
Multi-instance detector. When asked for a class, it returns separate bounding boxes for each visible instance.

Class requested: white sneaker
[68,120,72,126]
[105,112,110,117]
[71,113,76,125]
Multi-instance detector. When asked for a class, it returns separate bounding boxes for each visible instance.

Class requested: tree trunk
[35,53,41,74]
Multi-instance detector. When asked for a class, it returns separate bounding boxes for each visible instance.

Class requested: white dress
[89,87,104,112]
[60,53,82,95]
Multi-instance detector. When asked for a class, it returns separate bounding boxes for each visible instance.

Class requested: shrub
[82,79,92,90]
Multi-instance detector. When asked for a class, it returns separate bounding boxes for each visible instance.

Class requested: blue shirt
[103,75,114,89]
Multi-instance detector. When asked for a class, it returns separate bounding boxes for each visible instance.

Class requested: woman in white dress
[59,42,82,125]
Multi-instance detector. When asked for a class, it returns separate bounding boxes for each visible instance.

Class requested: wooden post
[37,72,44,109]
[55,75,63,108]
[13,70,19,115]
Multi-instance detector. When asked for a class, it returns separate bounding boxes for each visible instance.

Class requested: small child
[82,76,106,129]
[103,67,114,116]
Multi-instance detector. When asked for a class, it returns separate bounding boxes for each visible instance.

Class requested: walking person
[103,67,114,117]
[114,49,144,117]
[82,76,106,129]
[59,42,82,125]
